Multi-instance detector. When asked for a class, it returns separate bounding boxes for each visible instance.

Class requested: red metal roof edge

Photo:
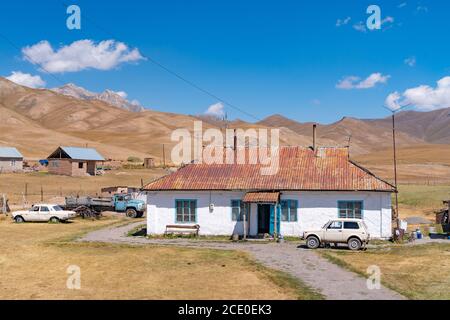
[348,160,396,191]
[143,146,395,193]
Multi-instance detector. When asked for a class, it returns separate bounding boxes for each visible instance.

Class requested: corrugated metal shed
[48,146,105,161]
[144,147,395,192]
[0,147,23,159]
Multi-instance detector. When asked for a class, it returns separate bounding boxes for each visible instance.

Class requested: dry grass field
[0,168,166,205]
[320,243,450,300]
[0,215,320,300]
[354,144,450,185]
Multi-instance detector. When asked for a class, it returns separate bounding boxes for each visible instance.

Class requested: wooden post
[1,194,6,214]
[243,206,247,241]
[392,113,399,229]
[24,183,28,203]
[40,185,44,202]
[162,144,166,168]
[274,203,277,240]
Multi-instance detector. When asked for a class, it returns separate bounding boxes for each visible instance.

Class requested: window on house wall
[78,162,84,169]
[280,200,298,222]
[338,201,363,219]
[175,200,196,223]
[231,200,250,221]
[10,160,16,167]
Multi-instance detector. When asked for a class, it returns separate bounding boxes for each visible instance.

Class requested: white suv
[301,219,370,250]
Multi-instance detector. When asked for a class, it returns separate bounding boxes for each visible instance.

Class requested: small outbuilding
[0,147,23,173]
[47,146,105,176]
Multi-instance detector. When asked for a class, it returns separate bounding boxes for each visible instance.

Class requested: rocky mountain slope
[52,83,144,112]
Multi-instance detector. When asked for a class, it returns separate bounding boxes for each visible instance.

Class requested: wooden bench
[165,224,200,236]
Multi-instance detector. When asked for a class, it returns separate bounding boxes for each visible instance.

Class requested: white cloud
[398,2,407,8]
[381,16,395,25]
[336,17,351,27]
[131,99,141,106]
[205,102,225,118]
[5,71,46,88]
[385,92,403,110]
[114,91,128,98]
[353,21,367,33]
[22,40,145,73]
[416,6,428,13]
[404,56,416,67]
[385,76,450,111]
[353,16,394,32]
[336,73,390,90]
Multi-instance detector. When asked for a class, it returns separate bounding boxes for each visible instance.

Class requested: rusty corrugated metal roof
[144,147,395,192]
[243,192,280,203]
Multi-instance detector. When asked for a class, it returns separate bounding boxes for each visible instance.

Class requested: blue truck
[65,194,146,218]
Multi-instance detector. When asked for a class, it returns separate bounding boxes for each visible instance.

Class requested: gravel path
[80,221,405,300]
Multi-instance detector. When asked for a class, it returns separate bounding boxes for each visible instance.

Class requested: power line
[0,32,67,86]
[57,1,261,121]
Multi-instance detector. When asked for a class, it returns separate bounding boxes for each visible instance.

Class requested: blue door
[269,204,281,235]
[114,195,127,211]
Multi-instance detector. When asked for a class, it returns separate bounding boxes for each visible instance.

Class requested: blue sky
[0,1,448,123]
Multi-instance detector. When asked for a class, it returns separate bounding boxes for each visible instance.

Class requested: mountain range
[52,83,145,113]
[1,77,449,183]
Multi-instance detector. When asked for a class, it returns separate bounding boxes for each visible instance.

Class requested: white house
[144,147,395,239]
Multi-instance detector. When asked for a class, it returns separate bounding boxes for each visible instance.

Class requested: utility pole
[391,112,399,224]
[383,104,411,228]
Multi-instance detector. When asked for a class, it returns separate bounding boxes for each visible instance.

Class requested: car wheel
[49,217,60,223]
[126,208,138,218]
[14,216,25,223]
[348,237,362,251]
[306,236,320,249]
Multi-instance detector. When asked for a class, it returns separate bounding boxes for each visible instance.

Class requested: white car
[12,204,77,223]
[301,219,370,250]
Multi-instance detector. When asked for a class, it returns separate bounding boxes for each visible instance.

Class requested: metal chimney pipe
[313,124,317,151]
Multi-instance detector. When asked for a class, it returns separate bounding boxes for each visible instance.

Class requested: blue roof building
[0,147,23,173]
[0,147,23,159]
[47,146,105,176]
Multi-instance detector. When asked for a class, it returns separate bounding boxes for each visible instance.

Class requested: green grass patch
[397,185,450,208]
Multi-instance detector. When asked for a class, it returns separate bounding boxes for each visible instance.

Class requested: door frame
[257,204,271,234]
[257,203,280,235]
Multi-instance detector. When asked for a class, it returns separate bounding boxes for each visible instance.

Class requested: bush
[127,156,142,163]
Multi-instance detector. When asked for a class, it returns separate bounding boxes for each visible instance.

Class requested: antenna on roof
[312,124,317,151]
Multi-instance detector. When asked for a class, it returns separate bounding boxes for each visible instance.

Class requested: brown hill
[0,78,314,161]
[367,108,450,144]
[1,76,448,184]
[258,114,423,155]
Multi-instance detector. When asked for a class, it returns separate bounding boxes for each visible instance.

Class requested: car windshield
[322,222,330,229]
[52,206,63,211]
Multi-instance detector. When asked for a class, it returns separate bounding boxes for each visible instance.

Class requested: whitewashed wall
[146,191,392,239]
[0,159,23,172]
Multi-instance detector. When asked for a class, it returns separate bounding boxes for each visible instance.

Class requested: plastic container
[416,229,423,240]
